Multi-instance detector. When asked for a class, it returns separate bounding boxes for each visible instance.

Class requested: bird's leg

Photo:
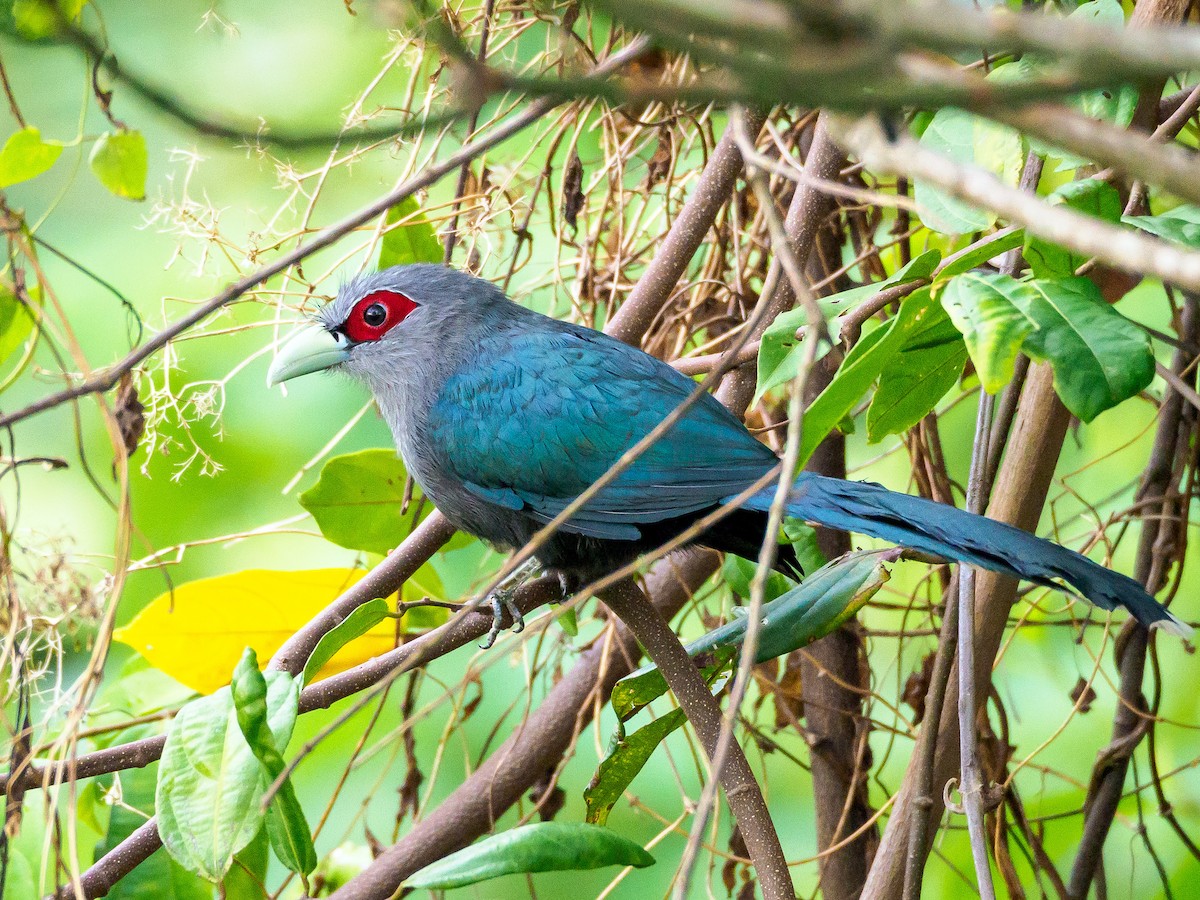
[480,557,540,649]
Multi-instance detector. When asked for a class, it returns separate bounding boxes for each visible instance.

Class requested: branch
[598,580,793,900]
[268,514,457,676]
[829,115,1200,292]
[1066,296,1198,898]
[325,556,719,900]
[0,38,650,432]
[955,392,998,900]
[605,110,766,346]
[862,361,1074,900]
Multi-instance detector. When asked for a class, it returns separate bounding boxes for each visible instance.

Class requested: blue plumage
[431,325,778,540]
[278,264,1190,639]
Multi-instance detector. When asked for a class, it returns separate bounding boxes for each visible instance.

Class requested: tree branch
[1066,296,1198,898]
[598,579,793,900]
[325,556,720,900]
[828,115,1200,293]
[0,38,650,432]
[605,110,767,347]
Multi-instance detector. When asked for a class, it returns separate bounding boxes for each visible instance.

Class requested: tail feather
[738,473,1191,639]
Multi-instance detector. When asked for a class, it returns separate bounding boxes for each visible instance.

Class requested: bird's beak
[267,326,351,386]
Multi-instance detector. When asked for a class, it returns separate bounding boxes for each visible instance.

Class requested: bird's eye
[342,289,418,343]
[362,303,388,327]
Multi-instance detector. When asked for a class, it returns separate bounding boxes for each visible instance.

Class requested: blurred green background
[3,1,1198,897]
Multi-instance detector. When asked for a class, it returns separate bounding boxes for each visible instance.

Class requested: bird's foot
[480,587,526,650]
[479,558,541,649]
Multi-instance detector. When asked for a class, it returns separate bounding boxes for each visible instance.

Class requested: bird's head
[267,264,506,390]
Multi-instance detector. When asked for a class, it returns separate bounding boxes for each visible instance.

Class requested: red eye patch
[342,290,419,343]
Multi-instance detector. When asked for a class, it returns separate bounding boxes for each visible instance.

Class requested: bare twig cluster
[3,1,1199,899]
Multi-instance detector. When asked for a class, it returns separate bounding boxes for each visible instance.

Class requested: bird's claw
[479,587,525,649]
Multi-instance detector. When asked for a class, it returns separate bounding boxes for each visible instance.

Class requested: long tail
[737,472,1191,639]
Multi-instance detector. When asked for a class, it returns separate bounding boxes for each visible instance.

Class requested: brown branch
[862,361,1074,900]
[325,556,719,900]
[599,579,793,900]
[0,39,650,433]
[268,514,457,676]
[1066,296,1198,899]
[744,116,882,899]
[955,393,999,900]
[605,111,767,347]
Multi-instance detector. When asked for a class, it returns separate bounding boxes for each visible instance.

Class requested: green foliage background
[3,0,1199,897]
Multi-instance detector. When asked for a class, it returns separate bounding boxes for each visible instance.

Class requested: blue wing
[428,325,777,540]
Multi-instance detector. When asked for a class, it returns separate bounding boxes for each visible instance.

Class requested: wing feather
[429,326,774,540]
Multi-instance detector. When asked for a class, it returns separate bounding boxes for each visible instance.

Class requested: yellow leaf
[115,569,404,693]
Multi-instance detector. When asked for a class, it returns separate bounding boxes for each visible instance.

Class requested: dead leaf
[114,372,144,459]
[902,652,936,724]
[1069,677,1097,714]
[562,149,585,231]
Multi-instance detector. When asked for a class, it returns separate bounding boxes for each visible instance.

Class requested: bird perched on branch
[269,264,1190,645]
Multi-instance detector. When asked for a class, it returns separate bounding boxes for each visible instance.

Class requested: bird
[268,264,1191,645]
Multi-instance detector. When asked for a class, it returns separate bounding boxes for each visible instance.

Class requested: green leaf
[401,558,447,605]
[2,850,36,899]
[11,0,84,39]
[914,108,1022,235]
[231,650,316,878]
[797,286,940,466]
[585,708,686,825]
[302,598,391,687]
[1010,277,1155,422]
[720,553,794,602]
[1070,0,1125,25]
[300,449,429,555]
[781,519,828,574]
[377,196,442,268]
[755,250,940,401]
[223,829,270,900]
[1123,206,1200,249]
[555,604,579,637]
[1024,179,1122,278]
[614,550,893,720]
[868,303,967,440]
[688,549,890,664]
[610,646,736,723]
[935,228,1025,280]
[939,272,1037,393]
[0,282,37,366]
[0,127,62,187]
[406,822,655,889]
[157,667,300,881]
[94,730,212,900]
[75,780,111,837]
[89,130,149,201]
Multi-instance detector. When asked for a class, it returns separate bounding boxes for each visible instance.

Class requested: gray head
[267,264,511,392]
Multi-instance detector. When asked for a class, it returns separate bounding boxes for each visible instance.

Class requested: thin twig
[0,38,651,432]
[830,115,1200,292]
[601,579,793,900]
[956,391,998,900]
